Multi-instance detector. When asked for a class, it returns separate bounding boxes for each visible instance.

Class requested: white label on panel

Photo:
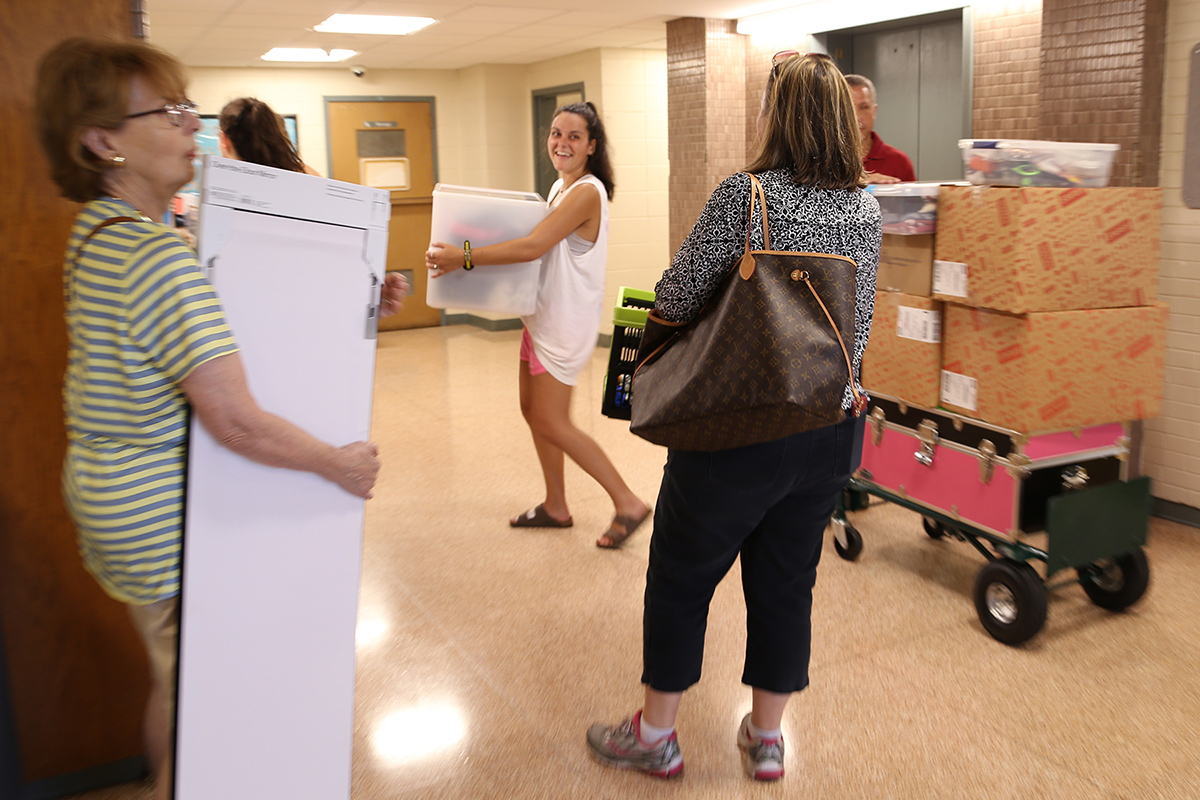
[896,307,942,343]
[933,260,969,297]
[941,370,978,411]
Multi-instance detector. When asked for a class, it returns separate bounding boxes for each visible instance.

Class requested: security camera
[351,65,366,78]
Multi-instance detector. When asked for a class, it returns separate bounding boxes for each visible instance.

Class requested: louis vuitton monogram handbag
[629,172,865,451]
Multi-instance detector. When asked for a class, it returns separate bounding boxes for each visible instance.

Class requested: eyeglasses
[772,50,800,67]
[771,51,833,77]
[124,101,200,127]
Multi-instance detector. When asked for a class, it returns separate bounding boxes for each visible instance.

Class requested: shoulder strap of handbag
[65,216,140,302]
[743,172,865,416]
[74,216,140,262]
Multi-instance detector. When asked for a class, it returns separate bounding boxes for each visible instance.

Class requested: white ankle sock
[747,719,781,742]
[638,715,674,745]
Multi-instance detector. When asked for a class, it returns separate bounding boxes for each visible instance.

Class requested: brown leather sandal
[596,508,652,548]
[510,504,573,528]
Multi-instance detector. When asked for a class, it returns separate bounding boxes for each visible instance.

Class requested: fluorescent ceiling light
[260,47,358,62]
[313,14,437,35]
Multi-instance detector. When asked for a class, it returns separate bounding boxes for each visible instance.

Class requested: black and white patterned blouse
[654,168,882,410]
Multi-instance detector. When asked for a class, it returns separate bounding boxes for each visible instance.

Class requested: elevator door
[328,99,440,329]
[851,18,965,181]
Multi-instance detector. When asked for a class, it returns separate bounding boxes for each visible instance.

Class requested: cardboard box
[933,186,1161,314]
[879,234,934,296]
[939,303,1168,432]
[861,292,942,407]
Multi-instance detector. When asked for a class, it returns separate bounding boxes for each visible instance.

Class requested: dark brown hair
[219,98,304,173]
[554,102,615,200]
[746,53,866,190]
[35,37,189,203]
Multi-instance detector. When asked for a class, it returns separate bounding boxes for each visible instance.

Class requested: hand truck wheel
[973,559,1048,645]
[1077,548,1150,611]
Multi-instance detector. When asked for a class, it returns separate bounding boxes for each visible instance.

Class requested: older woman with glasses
[587,52,879,782]
[35,37,400,800]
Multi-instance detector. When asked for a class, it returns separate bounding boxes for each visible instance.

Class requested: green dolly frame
[830,475,1153,645]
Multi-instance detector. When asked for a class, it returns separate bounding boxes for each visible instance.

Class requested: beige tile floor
[69,325,1200,800]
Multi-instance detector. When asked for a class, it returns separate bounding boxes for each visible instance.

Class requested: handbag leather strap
[743,172,865,416]
[65,216,140,302]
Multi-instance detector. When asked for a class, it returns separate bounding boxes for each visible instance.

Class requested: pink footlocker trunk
[858,392,1129,540]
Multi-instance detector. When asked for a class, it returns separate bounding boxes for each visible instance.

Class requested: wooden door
[1,0,150,793]
[327,100,440,330]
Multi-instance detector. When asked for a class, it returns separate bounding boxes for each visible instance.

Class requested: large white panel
[178,159,387,800]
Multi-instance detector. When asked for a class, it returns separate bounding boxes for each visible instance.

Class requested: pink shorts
[519,328,548,376]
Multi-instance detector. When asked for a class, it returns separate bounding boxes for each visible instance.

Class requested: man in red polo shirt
[845,74,915,184]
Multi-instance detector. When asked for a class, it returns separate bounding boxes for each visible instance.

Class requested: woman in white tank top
[426,103,649,548]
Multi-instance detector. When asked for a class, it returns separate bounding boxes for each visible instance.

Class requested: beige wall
[1148,0,1200,508]
[185,48,669,332]
[186,67,464,180]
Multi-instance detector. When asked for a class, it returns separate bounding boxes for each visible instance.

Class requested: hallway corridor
[71,325,1200,800]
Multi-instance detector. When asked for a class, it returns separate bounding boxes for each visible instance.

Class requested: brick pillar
[1038,0,1168,187]
[973,0,1044,139]
[666,18,747,254]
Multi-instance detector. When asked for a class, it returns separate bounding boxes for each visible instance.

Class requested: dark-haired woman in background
[218,96,318,175]
[425,102,649,548]
[587,53,880,781]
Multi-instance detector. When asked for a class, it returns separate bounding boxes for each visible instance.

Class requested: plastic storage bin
[958,139,1119,188]
[601,287,656,421]
[427,184,547,316]
[867,182,945,234]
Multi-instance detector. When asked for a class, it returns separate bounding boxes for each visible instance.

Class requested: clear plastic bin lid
[958,139,1120,152]
[433,183,543,203]
[867,181,959,197]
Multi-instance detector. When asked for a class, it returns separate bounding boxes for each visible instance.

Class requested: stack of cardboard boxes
[861,183,1167,434]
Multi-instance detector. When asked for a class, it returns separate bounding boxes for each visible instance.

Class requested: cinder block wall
[1146,0,1200,512]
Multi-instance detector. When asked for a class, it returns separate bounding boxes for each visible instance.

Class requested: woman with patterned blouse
[35,38,400,800]
[588,53,881,782]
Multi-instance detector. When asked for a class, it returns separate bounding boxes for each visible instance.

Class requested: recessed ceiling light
[313,14,438,35]
[260,47,358,62]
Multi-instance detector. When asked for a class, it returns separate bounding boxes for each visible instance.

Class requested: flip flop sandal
[596,508,651,549]
[510,504,573,528]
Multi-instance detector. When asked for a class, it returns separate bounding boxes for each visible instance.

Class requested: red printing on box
[1128,334,1154,359]
[997,196,1011,228]
[1058,188,1087,207]
[1039,395,1071,420]
[998,344,1024,364]
[1104,219,1133,244]
[1036,241,1055,272]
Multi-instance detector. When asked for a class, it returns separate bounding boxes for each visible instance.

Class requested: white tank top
[521,174,609,386]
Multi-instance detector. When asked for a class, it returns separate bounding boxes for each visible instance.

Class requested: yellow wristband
[463,240,474,271]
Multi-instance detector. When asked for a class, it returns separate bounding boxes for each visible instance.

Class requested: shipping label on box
[933,186,1161,314]
[939,303,1168,432]
[878,233,934,296]
[861,292,943,408]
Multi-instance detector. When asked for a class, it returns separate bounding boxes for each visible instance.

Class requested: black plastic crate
[601,289,655,420]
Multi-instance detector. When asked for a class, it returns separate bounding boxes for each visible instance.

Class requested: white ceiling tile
[148,0,746,70]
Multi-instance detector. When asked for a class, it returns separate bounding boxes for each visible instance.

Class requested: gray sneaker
[587,710,684,778]
[736,713,784,780]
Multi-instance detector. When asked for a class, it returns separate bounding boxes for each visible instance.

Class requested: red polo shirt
[863,132,916,182]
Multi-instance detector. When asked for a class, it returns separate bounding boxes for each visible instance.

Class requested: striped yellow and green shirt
[62,198,238,605]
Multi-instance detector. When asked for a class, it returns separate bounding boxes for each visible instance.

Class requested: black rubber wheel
[922,516,946,539]
[972,559,1048,645]
[1077,548,1150,611]
[833,524,863,561]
